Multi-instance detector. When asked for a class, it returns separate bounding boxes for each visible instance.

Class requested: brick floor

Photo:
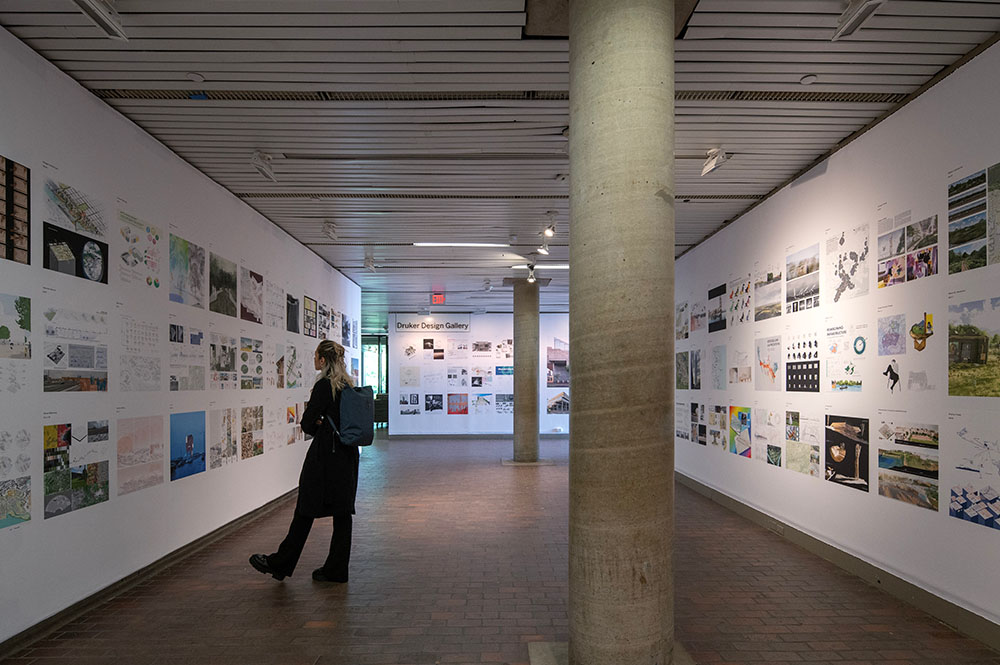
[6,436,999,665]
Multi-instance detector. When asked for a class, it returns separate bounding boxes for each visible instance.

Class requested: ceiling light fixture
[832,0,885,41]
[71,0,128,41]
[700,147,731,176]
[418,307,430,316]
[511,263,569,270]
[322,221,338,240]
[527,266,537,284]
[537,241,550,256]
[543,225,556,238]
[251,150,277,183]
[483,280,493,292]
[413,242,509,248]
[364,256,376,273]
[799,74,818,85]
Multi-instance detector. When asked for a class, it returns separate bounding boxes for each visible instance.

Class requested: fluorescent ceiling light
[512,263,569,270]
[700,147,731,176]
[832,0,885,41]
[72,0,128,41]
[413,242,509,248]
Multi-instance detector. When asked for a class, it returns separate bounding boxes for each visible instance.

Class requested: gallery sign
[395,313,471,333]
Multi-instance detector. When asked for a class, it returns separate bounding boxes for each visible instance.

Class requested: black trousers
[269,510,352,579]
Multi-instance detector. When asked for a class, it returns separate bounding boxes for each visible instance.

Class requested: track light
[72,0,128,41]
[413,242,509,248]
[537,241,550,256]
[322,221,338,240]
[483,280,493,292]
[251,150,277,183]
[832,0,885,41]
[701,147,731,176]
[527,266,537,284]
[364,256,376,273]
[543,225,556,238]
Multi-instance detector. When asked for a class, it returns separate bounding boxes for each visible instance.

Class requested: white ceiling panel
[1,0,998,331]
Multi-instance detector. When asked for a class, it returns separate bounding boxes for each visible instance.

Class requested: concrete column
[513,278,540,463]
[568,1,675,664]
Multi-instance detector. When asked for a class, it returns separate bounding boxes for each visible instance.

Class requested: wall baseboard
[0,489,297,661]
[676,472,1000,653]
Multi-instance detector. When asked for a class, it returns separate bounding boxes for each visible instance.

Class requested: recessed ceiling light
[186,72,206,83]
[799,74,818,85]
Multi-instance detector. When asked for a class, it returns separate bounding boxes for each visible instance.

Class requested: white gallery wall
[674,40,1000,626]
[388,313,569,435]
[0,28,361,642]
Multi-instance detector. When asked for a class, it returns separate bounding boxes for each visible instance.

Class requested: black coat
[296,378,360,518]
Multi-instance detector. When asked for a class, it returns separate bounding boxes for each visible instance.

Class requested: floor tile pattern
[6,436,998,665]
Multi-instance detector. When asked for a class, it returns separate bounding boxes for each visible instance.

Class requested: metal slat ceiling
[1,0,998,332]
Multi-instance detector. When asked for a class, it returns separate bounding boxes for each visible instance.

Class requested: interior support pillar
[567,0,676,663]
[513,278,540,462]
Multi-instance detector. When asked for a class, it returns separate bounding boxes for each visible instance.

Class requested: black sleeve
[301,378,334,436]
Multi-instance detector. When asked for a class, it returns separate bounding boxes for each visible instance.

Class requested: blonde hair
[316,340,354,393]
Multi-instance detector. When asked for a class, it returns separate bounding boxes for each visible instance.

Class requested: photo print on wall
[0,154,30,265]
[826,321,869,392]
[240,405,264,459]
[43,173,106,238]
[168,322,205,391]
[826,223,869,303]
[264,280,285,330]
[711,344,726,390]
[116,415,164,496]
[0,292,31,362]
[948,296,1000,396]
[43,418,110,519]
[690,349,702,390]
[286,294,300,333]
[675,301,689,340]
[946,165,1000,274]
[117,211,161,289]
[729,406,751,457]
[239,267,264,324]
[690,301,707,332]
[209,407,239,469]
[878,212,938,288]
[825,414,869,493]
[43,222,108,284]
[0,426,31,529]
[753,263,782,322]
[168,233,206,308]
[208,252,238,317]
[785,243,820,314]
[727,274,752,327]
[948,411,1000,531]
[303,295,317,338]
[876,417,939,512]
[786,410,822,478]
[754,335,782,392]
[43,306,108,392]
[707,284,726,333]
[170,411,206,481]
[676,351,689,390]
[546,337,569,387]
[785,331,820,392]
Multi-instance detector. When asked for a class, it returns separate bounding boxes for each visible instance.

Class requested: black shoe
[311,567,347,583]
[249,553,286,581]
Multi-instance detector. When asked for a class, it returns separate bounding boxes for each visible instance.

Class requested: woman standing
[249,340,359,583]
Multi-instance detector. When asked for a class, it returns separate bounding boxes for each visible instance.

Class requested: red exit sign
[431,293,446,305]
